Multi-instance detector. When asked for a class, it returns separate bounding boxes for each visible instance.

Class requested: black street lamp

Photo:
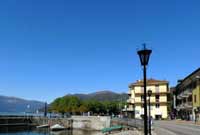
[137,44,152,135]
[148,90,152,135]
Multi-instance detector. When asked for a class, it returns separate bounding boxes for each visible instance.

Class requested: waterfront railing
[111,117,144,129]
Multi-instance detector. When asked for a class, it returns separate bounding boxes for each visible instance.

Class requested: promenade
[154,120,200,135]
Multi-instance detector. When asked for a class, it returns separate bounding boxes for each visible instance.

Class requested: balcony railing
[176,104,184,110]
[135,90,168,94]
[127,107,134,111]
[127,99,131,103]
[180,93,188,98]
[177,89,192,100]
[176,102,192,110]
[184,102,192,108]
[184,89,192,96]
[177,95,183,100]
[127,98,135,104]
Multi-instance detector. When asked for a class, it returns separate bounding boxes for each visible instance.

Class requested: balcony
[184,102,192,108]
[180,93,189,98]
[177,95,183,100]
[135,90,168,95]
[141,108,144,115]
[177,89,192,100]
[155,109,162,115]
[176,102,192,110]
[176,104,184,110]
[127,99,131,103]
[127,98,135,104]
[126,107,134,111]
[141,98,144,103]
[184,89,192,96]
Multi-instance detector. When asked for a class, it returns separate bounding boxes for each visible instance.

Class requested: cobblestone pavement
[154,120,200,135]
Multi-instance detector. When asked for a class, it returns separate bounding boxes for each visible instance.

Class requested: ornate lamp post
[137,44,152,135]
[148,90,152,135]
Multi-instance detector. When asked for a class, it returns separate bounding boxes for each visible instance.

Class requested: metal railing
[0,112,62,118]
[111,117,144,129]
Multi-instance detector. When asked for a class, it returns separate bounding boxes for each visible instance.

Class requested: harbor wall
[0,116,110,131]
[32,117,73,129]
[71,116,110,130]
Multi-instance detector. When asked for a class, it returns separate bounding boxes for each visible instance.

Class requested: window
[194,95,197,103]
[141,87,144,93]
[155,85,159,93]
[183,98,186,103]
[155,103,160,108]
[141,95,144,102]
[156,95,160,102]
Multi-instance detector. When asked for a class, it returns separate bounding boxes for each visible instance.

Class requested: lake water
[0,113,102,135]
[0,128,101,135]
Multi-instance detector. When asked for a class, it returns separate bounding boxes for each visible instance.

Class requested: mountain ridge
[65,90,128,102]
[0,95,45,113]
[0,90,128,112]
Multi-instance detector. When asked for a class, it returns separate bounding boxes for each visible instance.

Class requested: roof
[129,78,168,87]
[176,67,200,89]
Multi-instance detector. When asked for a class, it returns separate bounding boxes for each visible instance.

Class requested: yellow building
[127,79,169,120]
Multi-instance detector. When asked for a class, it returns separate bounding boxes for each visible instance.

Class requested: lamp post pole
[143,62,148,135]
[137,44,152,135]
[148,90,152,135]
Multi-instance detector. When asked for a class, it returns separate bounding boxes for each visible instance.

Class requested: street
[154,120,200,135]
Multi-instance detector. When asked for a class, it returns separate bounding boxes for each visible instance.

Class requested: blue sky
[0,0,200,102]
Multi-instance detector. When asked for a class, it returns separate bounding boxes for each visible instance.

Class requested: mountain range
[66,90,129,102]
[0,91,128,112]
[0,95,45,113]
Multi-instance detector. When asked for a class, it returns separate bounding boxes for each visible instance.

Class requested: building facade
[169,87,177,119]
[127,79,169,120]
[176,68,200,121]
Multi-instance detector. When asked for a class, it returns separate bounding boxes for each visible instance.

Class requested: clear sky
[0,0,200,103]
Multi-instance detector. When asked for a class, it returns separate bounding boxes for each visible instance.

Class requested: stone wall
[72,116,110,131]
[32,116,110,131]
[32,117,73,129]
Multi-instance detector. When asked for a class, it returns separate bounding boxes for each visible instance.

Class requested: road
[153,120,200,135]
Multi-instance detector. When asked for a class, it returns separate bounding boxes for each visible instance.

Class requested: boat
[36,124,49,128]
[50,124,66,131]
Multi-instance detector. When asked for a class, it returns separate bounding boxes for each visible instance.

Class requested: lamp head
[137,43,152,66]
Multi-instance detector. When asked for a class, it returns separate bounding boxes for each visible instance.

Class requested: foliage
[49,96,126,115]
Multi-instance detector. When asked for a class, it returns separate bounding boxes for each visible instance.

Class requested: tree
[49,95,125,115]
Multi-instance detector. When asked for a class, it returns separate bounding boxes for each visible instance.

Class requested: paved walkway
[154,120,200,135]
[174,119,200,125]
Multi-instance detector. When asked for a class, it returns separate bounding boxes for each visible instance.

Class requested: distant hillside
[66,90,128,102]
[0,95,45,112]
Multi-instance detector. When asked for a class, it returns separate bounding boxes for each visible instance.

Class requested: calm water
[0,128,101,135]
[0,113,101,135]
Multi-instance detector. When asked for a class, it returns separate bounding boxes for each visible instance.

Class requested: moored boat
[50,124,66,131]
[36,124,49,128]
